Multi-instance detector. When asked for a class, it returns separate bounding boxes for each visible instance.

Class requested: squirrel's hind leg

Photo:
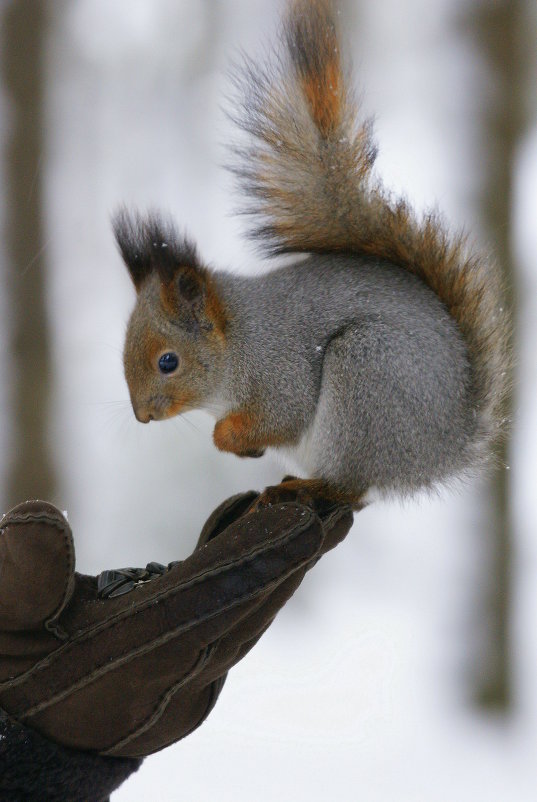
[306,320,416,500]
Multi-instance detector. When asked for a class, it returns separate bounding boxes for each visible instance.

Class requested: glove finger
[0,501,75,634]
[206,505,355,675]
[172,503,323,648]
[197,507,354,692]
[199,567,307,684]
[195,491,259,549]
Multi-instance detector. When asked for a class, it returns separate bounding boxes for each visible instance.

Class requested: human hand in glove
[0,486,352,800]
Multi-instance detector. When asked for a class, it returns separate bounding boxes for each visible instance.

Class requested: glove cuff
[0,708,141,802]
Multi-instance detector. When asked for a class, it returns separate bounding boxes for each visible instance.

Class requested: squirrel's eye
[158,352,179,374]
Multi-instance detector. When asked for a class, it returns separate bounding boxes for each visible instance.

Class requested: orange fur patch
[205,274,228,342]
[302,57,342,137]
[213,411,257,454]
[213,410,292,455]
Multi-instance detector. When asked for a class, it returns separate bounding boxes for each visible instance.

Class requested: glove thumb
[0,501,75,635]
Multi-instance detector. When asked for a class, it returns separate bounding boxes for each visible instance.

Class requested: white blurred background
[1,1,536,799]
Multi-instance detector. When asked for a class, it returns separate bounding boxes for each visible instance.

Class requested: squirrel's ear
[160,264,206,317]
[162,266,227,339]
[175,266,205,302]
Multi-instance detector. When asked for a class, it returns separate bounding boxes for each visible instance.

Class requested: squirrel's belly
[271,420,317,478]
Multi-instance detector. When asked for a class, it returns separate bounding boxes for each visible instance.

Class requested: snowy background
[1,1,537,800]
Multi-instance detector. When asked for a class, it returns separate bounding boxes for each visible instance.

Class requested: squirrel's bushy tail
[232,0,510,452]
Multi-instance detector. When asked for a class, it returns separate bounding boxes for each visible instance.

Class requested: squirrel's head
[114,210,227,424]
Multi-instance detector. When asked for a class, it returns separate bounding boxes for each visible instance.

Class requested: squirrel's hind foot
[251,477,365,515]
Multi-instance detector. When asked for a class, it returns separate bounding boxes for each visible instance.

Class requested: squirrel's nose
[133,405,154,424]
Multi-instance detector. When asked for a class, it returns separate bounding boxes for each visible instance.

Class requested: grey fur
[210,254,475,498]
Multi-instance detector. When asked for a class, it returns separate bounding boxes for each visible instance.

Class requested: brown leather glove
[0,489,352,760]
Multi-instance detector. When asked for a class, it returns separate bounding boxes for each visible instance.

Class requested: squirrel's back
[232,0,510,474]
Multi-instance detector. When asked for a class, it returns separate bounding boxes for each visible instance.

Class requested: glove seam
[0,509,67,529]
[102,644,214,756]
[123,673,226,759]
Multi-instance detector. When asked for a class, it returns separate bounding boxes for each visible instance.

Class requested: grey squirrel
[114,0,510,510]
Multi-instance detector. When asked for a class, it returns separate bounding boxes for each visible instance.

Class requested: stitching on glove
[0,510,67,529]
[102,644,214,756]
[45,526,75,640]
[120,672,228,759]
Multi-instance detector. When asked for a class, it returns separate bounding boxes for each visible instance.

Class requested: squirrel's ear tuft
[112,208,202,291]
[113,208,152,290]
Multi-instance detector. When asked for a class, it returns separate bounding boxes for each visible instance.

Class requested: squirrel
[114,0,510,511]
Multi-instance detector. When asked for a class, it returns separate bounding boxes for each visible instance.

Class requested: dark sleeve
[0,709,142,802]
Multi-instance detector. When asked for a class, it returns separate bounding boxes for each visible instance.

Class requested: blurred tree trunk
[2,0,56,504]
[468,0,526,710]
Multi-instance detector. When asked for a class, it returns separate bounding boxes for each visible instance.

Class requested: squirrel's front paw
[213,412,266,458]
